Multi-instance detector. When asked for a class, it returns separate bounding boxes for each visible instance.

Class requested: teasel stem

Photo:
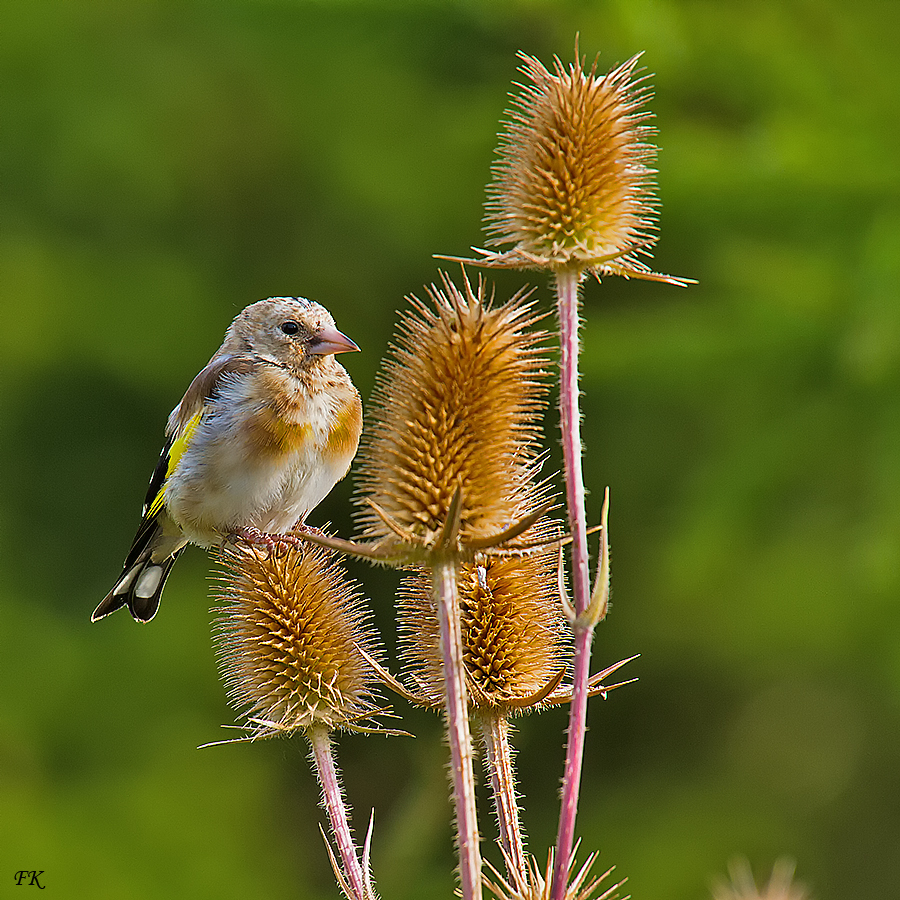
[555,268,591,619]
[551,266,593,900]
[306,725,368,900]
[434,552,482,900]
[477,711,527,885]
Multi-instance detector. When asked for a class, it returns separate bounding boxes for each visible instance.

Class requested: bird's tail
[92,545,184,623]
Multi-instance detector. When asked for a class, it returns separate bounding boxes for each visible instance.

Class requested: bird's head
[230,296,359,372]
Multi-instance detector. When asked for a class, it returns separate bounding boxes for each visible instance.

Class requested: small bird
[93,296,363,623]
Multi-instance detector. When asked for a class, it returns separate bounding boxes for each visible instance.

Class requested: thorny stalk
[307,725,369,900]
[434,553,482,900]
[478,712,527,884]
[551,267,593,900]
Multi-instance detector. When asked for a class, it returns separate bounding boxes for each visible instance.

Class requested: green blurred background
[2,1,898,897]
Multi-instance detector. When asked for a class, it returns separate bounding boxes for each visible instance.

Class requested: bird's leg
[228,526,303,552]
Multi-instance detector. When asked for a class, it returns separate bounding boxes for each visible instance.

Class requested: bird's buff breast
[164,368,360,546]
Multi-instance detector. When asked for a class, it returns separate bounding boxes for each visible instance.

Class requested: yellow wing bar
[147,410,202,518]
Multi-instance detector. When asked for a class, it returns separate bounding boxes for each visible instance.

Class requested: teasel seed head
[398,528,569,712]
[355,271,551,556]
[485,847,626,900]
[213,540,382,738]
[456,49,687,286]
[712,859,811,900]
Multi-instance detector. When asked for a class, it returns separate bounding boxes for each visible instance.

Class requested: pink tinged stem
[307,726,368,900]
[479,712,527,884]
[434,554,482,900]
[555,268,592,619]
[551,268,595,900]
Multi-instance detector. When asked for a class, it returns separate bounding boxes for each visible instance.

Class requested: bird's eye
[280,321,300,335]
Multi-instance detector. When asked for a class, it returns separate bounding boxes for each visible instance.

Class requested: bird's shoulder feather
[141,355,256,520]
[167,354,257,436]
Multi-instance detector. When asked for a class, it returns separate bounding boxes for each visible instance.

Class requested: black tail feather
[92,547,184,623]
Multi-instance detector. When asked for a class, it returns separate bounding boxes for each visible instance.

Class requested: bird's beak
[308,325,360,356]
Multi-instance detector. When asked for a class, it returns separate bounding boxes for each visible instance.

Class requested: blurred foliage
[2,1,899,898]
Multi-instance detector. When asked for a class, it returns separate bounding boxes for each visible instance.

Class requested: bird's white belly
[164,398,346,547]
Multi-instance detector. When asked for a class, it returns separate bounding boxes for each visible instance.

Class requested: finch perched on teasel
[93,297,363,624]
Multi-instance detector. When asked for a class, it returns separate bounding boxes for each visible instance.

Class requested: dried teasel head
[355,271,551,557]
[459,49,687,285]
[485,847,626,900]
[712,859,811,900]
[398,529,569,712]
[213,540,383,739]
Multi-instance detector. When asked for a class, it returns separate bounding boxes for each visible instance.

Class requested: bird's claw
[228,526,304,553]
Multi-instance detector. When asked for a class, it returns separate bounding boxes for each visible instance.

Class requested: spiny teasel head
[213,540,383,738]
[355,271,551,556]
[485,848,626,900]
[398,530,569,712]
[712,859,811,900]
[465,49,684,285]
